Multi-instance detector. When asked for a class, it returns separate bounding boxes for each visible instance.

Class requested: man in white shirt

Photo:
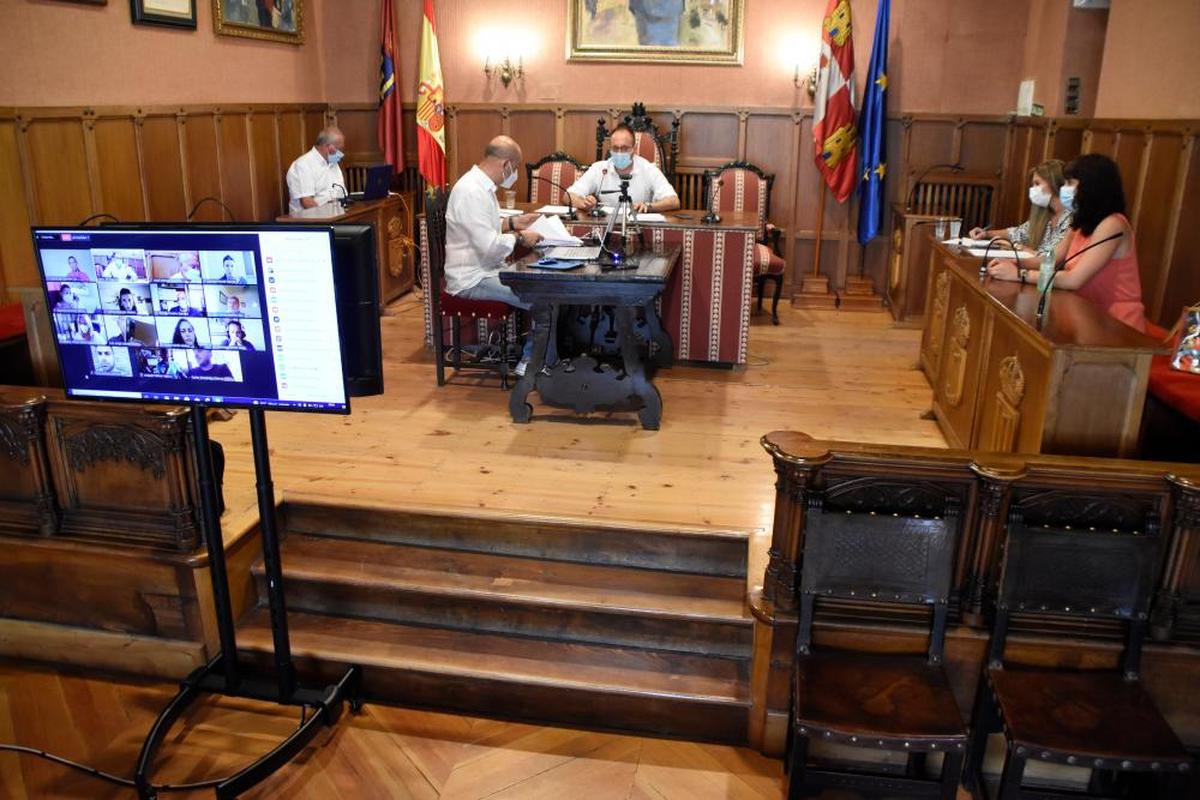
[565,124,679,214]
[286,126,346,213]
[445,135,547,374]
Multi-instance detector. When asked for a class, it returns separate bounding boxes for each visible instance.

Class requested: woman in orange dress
[987,153,1147,333]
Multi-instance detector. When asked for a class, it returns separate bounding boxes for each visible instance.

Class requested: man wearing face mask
[444,135,549,375]
[565,124,679,215]
[286,126,347,213]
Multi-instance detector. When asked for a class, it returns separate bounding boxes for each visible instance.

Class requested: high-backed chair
[704,161,787,324]
[787,491,967,799]
[595,102,680,185]
[965,514,1193,799]
[425,188,517,389]
[525,151,586,206]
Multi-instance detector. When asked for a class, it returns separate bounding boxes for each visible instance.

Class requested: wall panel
[0,119,35,294]
[216,112,253,224]
[248,111,281,221]
[1158,140,1200,319]
[508,109,557,202]
[183,113,222,222]
[139,115,186,223]
[677,113,738,166]
[93,118,144,222]
[25,118,91,226]
[277,110,305,209]
[745,114,797,234]
[1134,132,1185,318]
[453,110,503,182]
[563,111,600,164]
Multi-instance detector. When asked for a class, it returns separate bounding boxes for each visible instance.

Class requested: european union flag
[857,0,890,244]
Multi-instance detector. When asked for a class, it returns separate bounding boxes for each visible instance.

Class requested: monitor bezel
[31,222,352,416]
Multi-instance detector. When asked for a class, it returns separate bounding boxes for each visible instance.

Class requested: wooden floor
[0,662,787,799]
[211,296,945,587]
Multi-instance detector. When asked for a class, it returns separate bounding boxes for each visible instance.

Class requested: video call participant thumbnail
[90,345,132,377]
[186,346,234,380]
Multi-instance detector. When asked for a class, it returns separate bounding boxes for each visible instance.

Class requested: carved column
[964,458,1024,624]
[761,437,829,611]
[1152,475,1200,641]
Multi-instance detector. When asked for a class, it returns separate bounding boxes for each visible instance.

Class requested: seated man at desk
[565,124,679,214]
[285,126,346,213]
[445,135,549,377]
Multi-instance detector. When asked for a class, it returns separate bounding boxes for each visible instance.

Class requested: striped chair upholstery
[526,152,586,205]
[707,162,786,323]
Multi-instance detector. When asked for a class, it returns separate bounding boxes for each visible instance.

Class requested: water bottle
[1037,251,1055,293]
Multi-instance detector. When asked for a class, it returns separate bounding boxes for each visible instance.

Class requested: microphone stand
[702,178,723,225]
[978,236,1021,280]
[531,174,577,220]
[905,163,964,213]
[587,167,610,218]
[596,178,641,270]
[1035,231,1125,326]
[332,183,351,208]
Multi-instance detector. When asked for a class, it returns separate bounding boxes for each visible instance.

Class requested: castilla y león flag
[813,0,858,203]
[417,0,446,189]
[378,0,403,169]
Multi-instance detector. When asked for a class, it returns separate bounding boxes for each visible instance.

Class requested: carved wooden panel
[0,396,55,536]
[93,118,145,222]
[920,261,951,381]
[1042,353,1148,457]
[983,355,1024,452]
[932,272,988,449]
[971,315,1050,454]
[943,305,972,407]
[44,402,199,551]
[140,115,187,222]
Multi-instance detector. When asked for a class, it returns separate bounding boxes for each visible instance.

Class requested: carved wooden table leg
[616,306,663,430]
[643,302,674,368]
[508,303,552,424]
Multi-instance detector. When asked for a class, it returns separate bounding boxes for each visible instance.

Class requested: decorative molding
[63,424,170,479]
[951,305,971,349]
[998,355,1025,406]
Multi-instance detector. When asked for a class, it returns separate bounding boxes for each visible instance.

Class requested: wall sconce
[794,62,818,98]
[484,55,524,88]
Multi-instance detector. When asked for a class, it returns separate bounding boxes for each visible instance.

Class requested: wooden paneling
[745,115,796,238]
[453,110,502,182]
[24,118,91,226]
[183,113,223,221]
[92,117,144,222]
[302,109,327,149]
[331,107,375,163]
[0,119,34,294]
[508,109,556,202]
[248,111,281,221]
[216,111,253,223]
[1159,139,1200,318]
[677,112,737,165]
[562,110,600,164]
[140,114,186,222]
[277,109,305,206]
[1135,131,1186,317]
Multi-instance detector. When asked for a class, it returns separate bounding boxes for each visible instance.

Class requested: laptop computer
[347,163,394,201]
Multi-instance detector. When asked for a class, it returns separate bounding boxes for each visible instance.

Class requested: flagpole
[812,178,827,277]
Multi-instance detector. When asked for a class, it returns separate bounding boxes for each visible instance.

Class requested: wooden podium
[278,194,415,308]
[887,205,951,325]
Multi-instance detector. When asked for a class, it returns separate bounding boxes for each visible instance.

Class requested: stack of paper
[942,237,990,247]
[636,212,667,222]
[528,214,582,247]
[534,205,571,215]
[964,247,1039,261]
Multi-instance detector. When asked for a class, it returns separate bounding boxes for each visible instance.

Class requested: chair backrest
[705,161,774,235]
[595,102,680,184]
[905,171,999,231]
[525,152,586,205]
[425,188,449,314]
[990,517,1164,679]
[797,489,960,664]
[342,163,369,194]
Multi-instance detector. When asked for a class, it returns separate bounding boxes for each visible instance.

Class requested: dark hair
[223,255,234,264]
[1065,154,1126,236]
[611,123,635,142]
[172,318,197,345]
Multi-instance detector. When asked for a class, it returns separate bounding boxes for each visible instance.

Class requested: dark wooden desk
[418,205,759,365]
[919,236,1165,456]
[278,194,415,308]
[500,246,680,430]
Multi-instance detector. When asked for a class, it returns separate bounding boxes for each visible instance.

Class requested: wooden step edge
[254,562,753,627]
[236,629,750,707]
[281,492,752,544]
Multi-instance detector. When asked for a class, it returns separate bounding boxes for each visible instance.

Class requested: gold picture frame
[567,0,744,65]
[213,0,303,45]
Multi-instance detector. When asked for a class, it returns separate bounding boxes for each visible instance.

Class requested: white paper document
[529,214,583,247]
[534,205,571,215]
[964,247,1040,261]
[942,237,991,247]
[636,212,667,222]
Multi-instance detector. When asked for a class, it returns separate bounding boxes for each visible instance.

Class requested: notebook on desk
[544,246,601,260]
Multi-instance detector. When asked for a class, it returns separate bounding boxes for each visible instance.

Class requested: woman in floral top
[971,159,1071,256]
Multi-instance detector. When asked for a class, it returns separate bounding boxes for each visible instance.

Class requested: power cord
[0,702,317,793]
[187,196,238,222]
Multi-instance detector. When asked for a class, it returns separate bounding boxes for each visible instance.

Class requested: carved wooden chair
[594,102,680,185]
[965,513,1193,799]
[704,161,787,324]
[525,151,586,206]
[787,490,966,799]
[425,188,517,389]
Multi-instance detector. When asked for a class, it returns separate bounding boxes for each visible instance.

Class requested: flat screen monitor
[32,225,350,414]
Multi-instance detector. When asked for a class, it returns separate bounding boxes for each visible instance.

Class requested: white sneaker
[514,357,529,377]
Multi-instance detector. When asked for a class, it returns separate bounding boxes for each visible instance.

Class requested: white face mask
[1028,185,1052,208]
[1059,184,1077,212]
[500,162,518,189]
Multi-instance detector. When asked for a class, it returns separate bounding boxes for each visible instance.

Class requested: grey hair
[316,126,343,146]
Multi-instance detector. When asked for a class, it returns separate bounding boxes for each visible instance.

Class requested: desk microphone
[587,167,609,217]
[531,174,577,219]
[1035,231,1124,324]
[979,236,1020,279]
[702,177,723,225]
[906,163,963,213]
[332,183,352,208]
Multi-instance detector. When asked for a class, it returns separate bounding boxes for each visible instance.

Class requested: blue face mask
[328,148,344,166]
[1059,184,1076,212]
[610,151,633,170]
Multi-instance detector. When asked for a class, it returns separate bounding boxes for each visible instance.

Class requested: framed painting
[567,0,744,64]
[213,0,303,45]
[131,0,196,28]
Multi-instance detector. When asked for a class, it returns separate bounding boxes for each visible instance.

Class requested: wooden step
[256,534,752,657]
[281,498,749,577]
[236,608,751,743]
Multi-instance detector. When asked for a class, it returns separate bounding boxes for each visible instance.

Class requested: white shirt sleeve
[567,162,603,198]
[646,162,677,202]
[286,157,316,205]
[447,179,516,269]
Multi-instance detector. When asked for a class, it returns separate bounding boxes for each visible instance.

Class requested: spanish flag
[416,0,446,189]
[813,0,858,203]
[378,0,403,169]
